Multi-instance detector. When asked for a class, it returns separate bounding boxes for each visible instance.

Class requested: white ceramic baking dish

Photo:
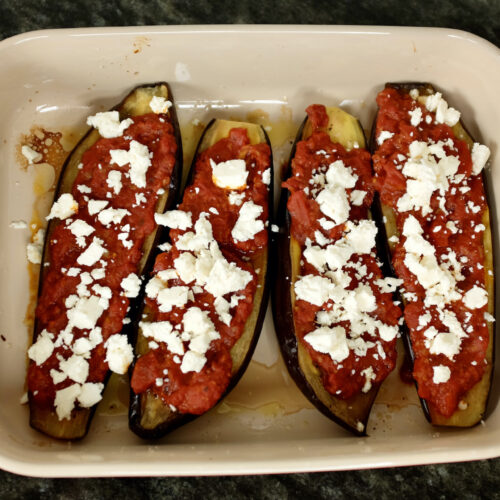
[0,25,499,477]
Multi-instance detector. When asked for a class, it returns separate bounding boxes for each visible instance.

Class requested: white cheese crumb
[262,168,271,185]
[155,210,192,230]
[471,143,490,175]
[149,96,172,114]
[46,193,78,221]
[78,382,104,407]
[106,170,123,195]
[54,384,81,420]
[210,158,248,190]
[87,199,109,216]
[21,145,42,164]
[77,237,106,266]
[228,191,245,206]
[377,130,394,145]
[232,201,264,242]
[463,285,488,309]
[110,140,152,188]
[104,335,133,374]
[432,365,451,384]
[28,329,54,365]
[409,107,423,127]
[304,326,349,363]
[121,273,141,298]
[86,111,133,138]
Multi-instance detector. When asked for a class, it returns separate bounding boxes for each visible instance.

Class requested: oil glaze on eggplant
[29,83,182,440]
[272,107,391,436]
[370,83,495,427]
[129,119,272,439]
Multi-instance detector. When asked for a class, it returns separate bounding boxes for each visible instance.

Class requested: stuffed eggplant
[27,83,182,439]
[129,119,272,439]
[371,83,494,427]
[272,105,402,435]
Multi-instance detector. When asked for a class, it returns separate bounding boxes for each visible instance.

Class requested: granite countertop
[1,0,500,498]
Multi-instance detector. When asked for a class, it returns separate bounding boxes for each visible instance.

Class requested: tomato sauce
[131,127,271,414]
[373,87,490,417]
[284,105,401,399]
[28,114,178,408]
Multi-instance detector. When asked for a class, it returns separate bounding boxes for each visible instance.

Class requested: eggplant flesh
[29,83,182,440]
[129,119,272,439]
[370,82,495,427]
[272,107,385,436]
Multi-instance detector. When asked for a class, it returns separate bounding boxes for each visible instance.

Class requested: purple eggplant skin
[271,111,387,437]
[370,82,495,427]
[129,119,273,440]
[29,83,183,440]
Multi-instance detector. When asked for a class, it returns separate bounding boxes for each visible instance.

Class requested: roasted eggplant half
[371,82,494,427]
[272,106,401,435]
[28,83,182,439]
[129,119,272,439]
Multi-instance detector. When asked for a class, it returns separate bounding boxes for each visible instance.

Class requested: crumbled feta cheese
[471,143,490,175]
[46,193,78,220]
[104,335,133,374]
[121,273,141,298]
[87,199,109,216]
[409,107,423,127]
[106,170,122,195]
[59,354,89,384]
[68,219,94,247]
[149,96,172,114]
[87,111,133,138]
[210,158,248,189]
[304,326,349,363]
[78,382,104,407]
[262,168,271,185]
[361,366,376,393]
[423,92,461,126]
[110,140,152,188]
[432,365,451,384]
[21,145,42,164]
[377,131,394,145]
[155,210,192,230]
[228,191,245,206]
[67,295,105,330]
[316,185,349,226]
[77,237,106,266]
[98,207,130,227]
[157,286,190,312]
[232,201,264,242]
[54,384,81,420]
[28,329,54,365]
[140,321,184,355]
[350,190,366,206]
[463,285,488,309]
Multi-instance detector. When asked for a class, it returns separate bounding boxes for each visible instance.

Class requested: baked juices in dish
[272,105,402,435]
[27,84,182,439]
[129,120,272,439]
[371,83,494,426]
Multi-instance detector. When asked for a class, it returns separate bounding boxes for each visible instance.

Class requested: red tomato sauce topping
[283,105,401,399]
[28,113,178,409]
[373,87,491,417]
[131,127,271,415]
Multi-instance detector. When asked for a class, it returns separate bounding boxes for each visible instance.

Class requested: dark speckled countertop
[1,0,500,498]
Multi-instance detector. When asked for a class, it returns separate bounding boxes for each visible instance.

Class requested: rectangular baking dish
[0,25,499,477]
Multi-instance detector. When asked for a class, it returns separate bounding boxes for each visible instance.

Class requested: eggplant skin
[129,119,273,440]
[370,82,495,427]
[272,108,387,437]
[28,83,183,440]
